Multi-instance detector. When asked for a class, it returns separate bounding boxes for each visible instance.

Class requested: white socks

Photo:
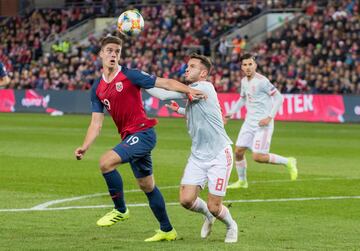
[235,159,247,181]
[190,197,213,220]
[216,205,235,228]
[268,153,289,165]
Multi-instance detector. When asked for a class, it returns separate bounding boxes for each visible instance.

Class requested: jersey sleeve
[189,82,212,94]
[240,80,246,98]
[188,82,217,103]
[124,68,157,89]
[145,87,186,100]
[262,79,277,96]
[91,78,104,113]
[0,63,7,78]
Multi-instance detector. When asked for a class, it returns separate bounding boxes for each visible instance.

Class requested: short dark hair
[189,53,212,73]
[241,53,256,62]
[100,35,123,48]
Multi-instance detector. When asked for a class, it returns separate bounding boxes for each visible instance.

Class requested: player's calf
[252,152,269,163]
[207,201,222,217]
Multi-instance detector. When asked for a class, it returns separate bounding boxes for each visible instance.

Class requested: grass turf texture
[0,113,359,250]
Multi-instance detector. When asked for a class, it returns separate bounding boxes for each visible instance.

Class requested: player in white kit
[148,54,238,243]
[226,53,298,189]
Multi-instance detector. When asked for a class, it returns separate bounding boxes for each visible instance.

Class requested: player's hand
[188,88,207,101]
[74,147,87,160]
[165,100,180,112]
[259,116,272,127]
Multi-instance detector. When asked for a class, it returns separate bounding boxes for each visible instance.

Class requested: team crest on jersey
[115,82,123,92]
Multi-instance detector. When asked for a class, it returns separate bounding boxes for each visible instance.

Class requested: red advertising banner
[218,94,345,123]
[0,90,352,123]
[0,89,16,112]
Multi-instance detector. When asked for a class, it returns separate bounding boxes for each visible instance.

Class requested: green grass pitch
[0,113,359,250]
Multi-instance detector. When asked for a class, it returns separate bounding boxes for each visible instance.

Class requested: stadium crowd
[246,0,359,94]
[0,7,98,90]
[1,1,263,90]
[0,0,359,94]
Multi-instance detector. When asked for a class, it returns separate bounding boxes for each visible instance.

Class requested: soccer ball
[117,9,144,37]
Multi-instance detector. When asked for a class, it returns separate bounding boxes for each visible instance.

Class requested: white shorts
[235,122,274,154]
[180,145,233,197]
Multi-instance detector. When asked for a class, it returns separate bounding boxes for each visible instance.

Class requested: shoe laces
[106,209,118,216]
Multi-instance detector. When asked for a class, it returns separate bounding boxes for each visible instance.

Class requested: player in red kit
[74,36,205,242]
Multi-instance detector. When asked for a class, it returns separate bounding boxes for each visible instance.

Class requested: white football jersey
[185,81,232,161]
[240,73,277,127]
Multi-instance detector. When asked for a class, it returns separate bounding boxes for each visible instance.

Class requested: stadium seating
[0,0,358,94]
[235,0,359,94]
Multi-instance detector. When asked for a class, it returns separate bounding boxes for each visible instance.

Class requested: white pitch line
[225,195,360,203]
[1,196,360,212]
[1,177,359,213]
[30,193,107,210]
[249,177,357,184]
[31,177,358,210]
[31,185,179,210]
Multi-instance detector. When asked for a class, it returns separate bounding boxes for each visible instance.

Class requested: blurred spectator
[213,0,359,94]
[1,0,358,94]
[1,2,263,90]
[0,60,10,87]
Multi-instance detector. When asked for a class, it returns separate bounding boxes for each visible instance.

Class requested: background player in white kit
[149,54,238,243]
[226,53,298,189]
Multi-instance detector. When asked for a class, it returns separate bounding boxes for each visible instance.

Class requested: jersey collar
[102,65,122,83]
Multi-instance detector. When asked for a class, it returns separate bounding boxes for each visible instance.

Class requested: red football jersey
[91,66,158,139]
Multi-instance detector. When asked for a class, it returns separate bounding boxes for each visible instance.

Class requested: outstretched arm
[226,96,245,118]
[74,112,104,160]
[145,87,187,100]
[155,77,206,100]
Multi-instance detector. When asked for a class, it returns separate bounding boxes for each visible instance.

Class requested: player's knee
[136,176,154,193]
[235,147,245,160]
[179,196,195,209]
[99,157,115,173]
[207,202,221,216]
[252,153,267,163]
[138,181,154,193]
[138,182,146,192]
